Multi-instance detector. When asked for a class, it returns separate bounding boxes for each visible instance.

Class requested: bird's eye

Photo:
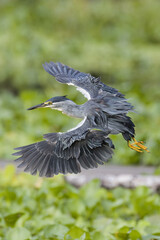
[44,101,52,105]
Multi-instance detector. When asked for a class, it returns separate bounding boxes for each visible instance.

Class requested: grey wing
[42,61,123,99]
[43,61,94,99]
[13,120,114,177]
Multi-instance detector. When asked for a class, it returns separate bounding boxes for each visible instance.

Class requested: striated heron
[13,62,149,177]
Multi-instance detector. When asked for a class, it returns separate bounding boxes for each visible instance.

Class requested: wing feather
[13,125,114,177]
[43,61,124,99]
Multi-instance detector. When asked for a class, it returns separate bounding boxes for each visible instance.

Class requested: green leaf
[116,226,130,240]
[65,226,90,240]
[4,212,24,227]
[6,227,31,240]
[66,198,86,216]
[129,230,142,240]
[43,224,69,239]
[79,179,105,208]
[92,232,107,240]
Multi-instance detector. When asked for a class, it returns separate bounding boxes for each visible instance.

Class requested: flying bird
[13,62,149,177]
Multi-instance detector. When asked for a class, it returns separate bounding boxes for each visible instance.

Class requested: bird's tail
[122,116,135,141]
[108,115,135,141]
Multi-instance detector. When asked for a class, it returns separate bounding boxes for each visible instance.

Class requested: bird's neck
[52,100,84,119]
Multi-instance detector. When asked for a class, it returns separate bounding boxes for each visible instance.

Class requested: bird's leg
[128,137,149,153]
[132,137,150,152]
[128,140,142,152]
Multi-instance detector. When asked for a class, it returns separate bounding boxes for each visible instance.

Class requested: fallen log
[65,165,160,191]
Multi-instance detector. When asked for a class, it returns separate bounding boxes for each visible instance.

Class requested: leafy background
[0,0,160,239]
[1,165,160,240]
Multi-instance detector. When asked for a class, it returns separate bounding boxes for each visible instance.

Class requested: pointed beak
[27,102,47,110]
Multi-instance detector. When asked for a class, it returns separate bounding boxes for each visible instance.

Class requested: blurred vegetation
[1,165,160,239]
[0,0,160,165]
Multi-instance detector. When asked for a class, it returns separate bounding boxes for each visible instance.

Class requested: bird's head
[27,96,70,110]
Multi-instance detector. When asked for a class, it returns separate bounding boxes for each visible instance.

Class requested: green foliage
[1,166,160,239]
[0,0,159,164]
[4,212,24,227]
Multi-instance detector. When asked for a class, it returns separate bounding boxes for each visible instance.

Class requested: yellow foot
[128,138,149,153]
[128,141,143,152]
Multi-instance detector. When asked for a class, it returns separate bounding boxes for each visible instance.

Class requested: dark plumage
[13,62,149,177]
[14,131,114,177]
[47,96,69,103]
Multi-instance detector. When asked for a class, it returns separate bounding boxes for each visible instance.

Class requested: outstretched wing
[43,62,123,99]
[13,119,114,177]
